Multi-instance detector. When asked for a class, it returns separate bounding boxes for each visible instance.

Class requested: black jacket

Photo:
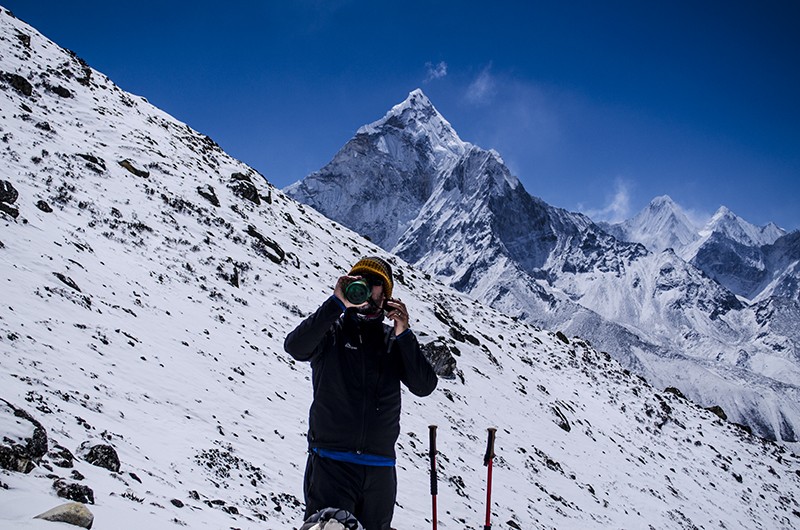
[284,296,438,459]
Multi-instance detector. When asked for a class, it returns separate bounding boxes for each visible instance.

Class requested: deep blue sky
[6,1,799,230]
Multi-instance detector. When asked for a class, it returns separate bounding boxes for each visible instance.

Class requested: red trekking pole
[483,427,497,530]
[429,425,438,530]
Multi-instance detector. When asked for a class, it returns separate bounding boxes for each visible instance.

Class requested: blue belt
[313,447,396,467]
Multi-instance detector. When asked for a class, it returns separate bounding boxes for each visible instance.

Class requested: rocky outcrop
[228,172,260,205]
[53,478,95,504]
[0,399,48,473]
[421,338,459,380]
[79,442,120,473]
[1,71,33,96]
[118,159,149,178]
[0,180,20,218]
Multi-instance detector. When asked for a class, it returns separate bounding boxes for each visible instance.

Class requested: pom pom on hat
[349,256,393,299]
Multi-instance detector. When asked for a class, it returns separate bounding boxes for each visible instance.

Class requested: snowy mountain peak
[703,205,786,247]
[610,195,700,253]
[357,88,467,155]
[650,194,680,209]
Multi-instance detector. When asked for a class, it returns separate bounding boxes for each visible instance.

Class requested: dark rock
[0,399,48,473]
[49,444,75,468]
[76,153,106,170]
[71,469,85,481]
[53,272,82,292]
[48,85,72,98]
[705,405,728,421]
[170,499,185,508]
[0,202,18,218]
[245,225,285,264]
[36,200,53,213]
[555,331,570,345]
[118,159,149,178]
[16,32,31,48]
[664,387,687,400]
[0,180,19,204]
[53,478,95,504]
[83,444,120,473]
[420,338,459,379]
[228,172,261,205]
[551,405,571,432]
[2,72,33,97]
[197,184,220,207]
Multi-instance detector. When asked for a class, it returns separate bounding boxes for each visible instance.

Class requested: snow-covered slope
[2,7,799,529]
[286,90,800,444]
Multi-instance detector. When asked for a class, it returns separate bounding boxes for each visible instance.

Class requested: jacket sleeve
[395,330,438,397]
[284,296,345,362]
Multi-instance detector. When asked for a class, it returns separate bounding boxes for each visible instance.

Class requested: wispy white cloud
[580,179,632,224]
[465,64,496,105]
[424,61,448,82]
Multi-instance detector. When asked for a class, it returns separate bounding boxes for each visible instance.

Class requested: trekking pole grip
[429,425,438,495]
[483,427,497,466]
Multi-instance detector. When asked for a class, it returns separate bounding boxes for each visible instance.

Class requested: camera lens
[345,280,371,305]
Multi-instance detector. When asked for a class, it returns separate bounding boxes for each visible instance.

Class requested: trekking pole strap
[483,427,497,529]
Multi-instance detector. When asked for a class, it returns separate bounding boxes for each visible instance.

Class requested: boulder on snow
[228,172,261,205]
[53,478,95,505]
[118,159,149,178]
[197,184,220,207]
[706,405,728,421]
[420,338,459,379]
[0,180,20,218]
[34,502,94,529]
[1,71,33,97]
[0,399,48,473]
[49,443,76,468]
[79,442,120,472]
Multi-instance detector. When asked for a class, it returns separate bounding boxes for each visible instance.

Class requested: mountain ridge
[286,89,800,444]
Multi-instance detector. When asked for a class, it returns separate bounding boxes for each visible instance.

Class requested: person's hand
[385,298,409,335]
[334,275,368,309]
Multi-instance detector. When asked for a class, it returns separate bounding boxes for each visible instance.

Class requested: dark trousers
[303,452,397,530]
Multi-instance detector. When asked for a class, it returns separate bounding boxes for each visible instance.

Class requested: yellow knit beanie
[349,256,394,299]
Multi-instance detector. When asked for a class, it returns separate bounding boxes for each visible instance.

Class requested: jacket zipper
[357,327,367,453]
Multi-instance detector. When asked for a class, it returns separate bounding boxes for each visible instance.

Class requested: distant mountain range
[287,89,800,443]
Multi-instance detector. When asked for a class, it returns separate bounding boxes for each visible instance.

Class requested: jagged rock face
[691,231,769,298]
[760,231,800,302]
[287,90,800,443]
